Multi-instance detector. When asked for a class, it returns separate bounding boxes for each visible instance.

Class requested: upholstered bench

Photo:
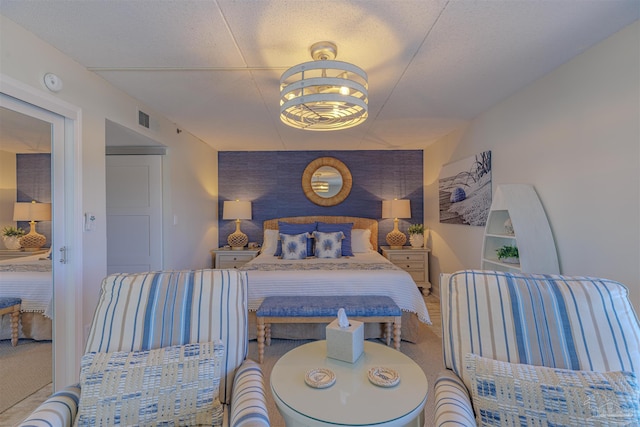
[256,295,402,363]
[0,297,21,346]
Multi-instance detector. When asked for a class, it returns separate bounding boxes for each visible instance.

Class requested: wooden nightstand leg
[257,317,265,363]
[393,316,401,350]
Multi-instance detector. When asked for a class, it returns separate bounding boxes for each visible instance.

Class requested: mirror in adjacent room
[302,157,352,206]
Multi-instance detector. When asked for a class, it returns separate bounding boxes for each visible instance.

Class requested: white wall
[425,21,640,310]
[0,150,17,240]
[0,16,219,337]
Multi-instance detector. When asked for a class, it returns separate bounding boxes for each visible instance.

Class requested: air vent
[138,110,150,129]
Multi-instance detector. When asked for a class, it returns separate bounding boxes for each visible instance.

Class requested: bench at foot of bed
[255,295,401,363]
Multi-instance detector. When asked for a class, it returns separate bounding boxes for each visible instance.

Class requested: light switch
[84,212,96,231]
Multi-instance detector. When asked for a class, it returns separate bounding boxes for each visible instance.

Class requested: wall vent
[138,110,150,129]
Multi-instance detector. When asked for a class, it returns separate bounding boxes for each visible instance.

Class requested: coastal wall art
[439,151,492,226]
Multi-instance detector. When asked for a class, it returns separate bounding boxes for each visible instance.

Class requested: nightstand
[380,246,431,294]
[211,248,260,269]
[0,249,47,261]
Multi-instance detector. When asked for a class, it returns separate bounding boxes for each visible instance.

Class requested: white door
[106,155,163,274]
[0,91,80,390]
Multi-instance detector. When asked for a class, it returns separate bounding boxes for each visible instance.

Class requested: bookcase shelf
[481,184,559,274]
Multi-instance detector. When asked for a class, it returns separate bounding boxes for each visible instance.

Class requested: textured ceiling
[1,0,638,151]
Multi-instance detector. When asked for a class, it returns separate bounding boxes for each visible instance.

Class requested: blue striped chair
[19,269,269,427]
[434,270,640,426]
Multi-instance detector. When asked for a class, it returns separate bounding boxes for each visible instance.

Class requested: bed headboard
[263,216,379,251]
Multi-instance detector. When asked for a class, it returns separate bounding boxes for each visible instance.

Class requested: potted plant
[407,224,425,248]
[496,245,519,264]
[1,225,25,250]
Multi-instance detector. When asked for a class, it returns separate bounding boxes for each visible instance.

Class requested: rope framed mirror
[301,157,352,206]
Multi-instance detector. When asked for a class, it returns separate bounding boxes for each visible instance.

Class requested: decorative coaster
[368,366,400,387]
[304,368,336,389]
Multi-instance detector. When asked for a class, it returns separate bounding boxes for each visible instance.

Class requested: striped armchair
[434,270,640,426]
[19,269,269,427]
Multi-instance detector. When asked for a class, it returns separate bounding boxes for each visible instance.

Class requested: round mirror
[302,157,352,206]
[311,166,342,198]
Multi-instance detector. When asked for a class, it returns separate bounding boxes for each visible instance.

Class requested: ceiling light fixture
[280,41,368,131]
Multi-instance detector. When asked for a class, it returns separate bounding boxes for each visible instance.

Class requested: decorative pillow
[274,222,316,256]
[317,222,354,256]
[351,228,373,253]
[280,232,311,260]
[261,229,279,256]
[313,231,344,259]
[77,342,225,427]
[464,353,640,427]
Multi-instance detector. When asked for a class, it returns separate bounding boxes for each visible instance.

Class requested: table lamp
[223,200,251,250]
[13,201,52,251]
[382,199,410,249]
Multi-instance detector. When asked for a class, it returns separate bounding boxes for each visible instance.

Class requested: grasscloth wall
[218,150,423,249]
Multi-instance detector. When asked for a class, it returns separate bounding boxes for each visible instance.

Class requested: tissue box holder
[326,319,364,363]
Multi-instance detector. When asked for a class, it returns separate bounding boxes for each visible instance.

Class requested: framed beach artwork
[439,151,492,226]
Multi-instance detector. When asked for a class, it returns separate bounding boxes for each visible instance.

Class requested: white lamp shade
[223,200,252,220]
[13,202,52,221]
[382,199,411,219]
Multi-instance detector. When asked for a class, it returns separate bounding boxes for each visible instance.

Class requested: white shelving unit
[481,184,559,274]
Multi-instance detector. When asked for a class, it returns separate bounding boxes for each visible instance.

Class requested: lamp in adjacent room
[280,41,368,131]
[13,201,52,251]
[382,199,411,249]
[223,200,251,250]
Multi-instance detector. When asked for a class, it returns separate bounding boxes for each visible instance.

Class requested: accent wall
[218,150,424,249]
[16,153,52,247]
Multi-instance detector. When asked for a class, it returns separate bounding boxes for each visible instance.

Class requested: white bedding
[241,250,431,324]
[0,253,52,317]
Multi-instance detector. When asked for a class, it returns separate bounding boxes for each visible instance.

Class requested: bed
[241,216,431,343]
[0,251,52,341]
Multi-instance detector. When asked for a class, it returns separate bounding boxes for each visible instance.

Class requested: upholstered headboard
[263,216,378,251]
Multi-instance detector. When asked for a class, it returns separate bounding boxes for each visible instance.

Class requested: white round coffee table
[270,340,428,427]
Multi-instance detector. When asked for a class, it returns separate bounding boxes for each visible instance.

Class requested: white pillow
[351,228,373,253]
[464,353,640,426]
[77,342,225,426]
[260,229,279,256]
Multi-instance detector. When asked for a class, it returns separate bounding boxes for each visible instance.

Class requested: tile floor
[1,294,442,426]
[1,383,51,426]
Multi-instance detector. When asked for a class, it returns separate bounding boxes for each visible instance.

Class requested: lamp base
[386,229,406,249]
[228,231,248,250]
[19,221,46,251]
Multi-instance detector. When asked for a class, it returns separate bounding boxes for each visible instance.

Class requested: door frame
[1,73,83,388]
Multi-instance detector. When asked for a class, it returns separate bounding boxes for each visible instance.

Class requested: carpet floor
[248,319,444,426]
[0,340,52,414]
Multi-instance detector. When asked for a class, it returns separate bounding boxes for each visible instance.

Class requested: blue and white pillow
[464,353,640,426]
[313,231,344,259]
[275,222,316,256]
[280,232,310,260]
[317,222,354,256]
[77,342,225,426]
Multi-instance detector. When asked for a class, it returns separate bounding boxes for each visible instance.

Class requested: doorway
[0,80,82,390]
[106,155,163,274]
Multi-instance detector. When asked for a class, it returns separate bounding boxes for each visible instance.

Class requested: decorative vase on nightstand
[1,226,25,250]
[409,234,424,249]
[407,224,425,249]
[2,236,21,250]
